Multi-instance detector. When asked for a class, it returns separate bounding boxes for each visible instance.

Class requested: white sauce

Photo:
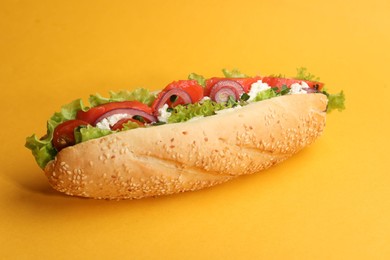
[96,113,132,130]
[289,82,309,94]
[157,104,172,123]
[199,96,211,103]
[247,80,271,102]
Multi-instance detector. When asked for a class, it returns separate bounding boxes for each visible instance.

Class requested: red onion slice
[153,88,192,115]
[209,80,244,103]
[302,87,318,93]
[94,108,157,126]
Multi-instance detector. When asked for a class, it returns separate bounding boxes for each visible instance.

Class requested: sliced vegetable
[26,67,346,170]
[205,77,262,103]
[52,119,89,151]
[208,79,244,103]
[151,80,204,115]
[111,118,144,131]
[261,77,324,91]
[77,101,156,126]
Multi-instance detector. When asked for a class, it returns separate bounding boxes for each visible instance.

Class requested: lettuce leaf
[89,88,156,107]
[188,73,206,87]
[254,88,277,102]
[26,70,346,169]
[25,99,87,169]
[25,134,57,169]
[324,90,346,112]
[168,100,234,123]
[121,121,141,131]
[25,89,154,169]
[74,126,114,143]
[222,68,248,78]
[295,67,320,81]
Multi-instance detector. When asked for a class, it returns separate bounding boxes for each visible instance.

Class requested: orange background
[1,0,389,259]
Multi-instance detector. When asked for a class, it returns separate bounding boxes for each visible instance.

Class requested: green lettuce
[323,90,346,112]
[295,67,320,81]
[89,88,156,107]
[25,135,57,169]
[25,99,87,169]
[25,88,155,169]
[74,126,114,143]
[222,68,248,78]
[188,73,206,87]
[168,100,235,123]
[121,121,141,131]
[254,88,278,102]
[26,69,346,169]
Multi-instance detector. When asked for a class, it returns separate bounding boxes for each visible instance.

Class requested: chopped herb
[279,85,290,95]
[240,93,250,101]
[227,95,238,106]
[151,121,166,126]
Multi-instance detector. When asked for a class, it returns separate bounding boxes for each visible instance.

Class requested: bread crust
[44,93,328,199]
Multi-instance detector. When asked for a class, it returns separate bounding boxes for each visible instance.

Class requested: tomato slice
[261,77,324,91]
[111,118,144,131]
[151,80,204,113]
[76,101,154,125]
[52,119,89,151]
[204,76,261,97]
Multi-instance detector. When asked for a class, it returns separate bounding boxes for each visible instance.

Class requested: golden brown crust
[44,93,328,199]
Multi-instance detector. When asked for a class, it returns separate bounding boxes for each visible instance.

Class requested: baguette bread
[44,93,328,199]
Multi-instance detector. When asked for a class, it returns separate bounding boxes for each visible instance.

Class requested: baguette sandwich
[26,68,345,199]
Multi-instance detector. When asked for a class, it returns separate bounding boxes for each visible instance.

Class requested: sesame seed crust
[44,93,327,199]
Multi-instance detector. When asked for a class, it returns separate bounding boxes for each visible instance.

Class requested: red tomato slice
[111,118,144,131]
[262,77,324,91]
[52,119,89,151]
[204,77,261,96]
[77,101,153,125]
[151,80,204,112]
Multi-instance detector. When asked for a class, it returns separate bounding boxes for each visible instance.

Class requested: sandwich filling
[26,68,345,169]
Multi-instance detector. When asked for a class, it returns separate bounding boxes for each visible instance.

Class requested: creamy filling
[247,80,271,102]
[157,104,172,123]
[290,82,309,94]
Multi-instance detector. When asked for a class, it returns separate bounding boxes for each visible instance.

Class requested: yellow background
[1,0,389,259]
